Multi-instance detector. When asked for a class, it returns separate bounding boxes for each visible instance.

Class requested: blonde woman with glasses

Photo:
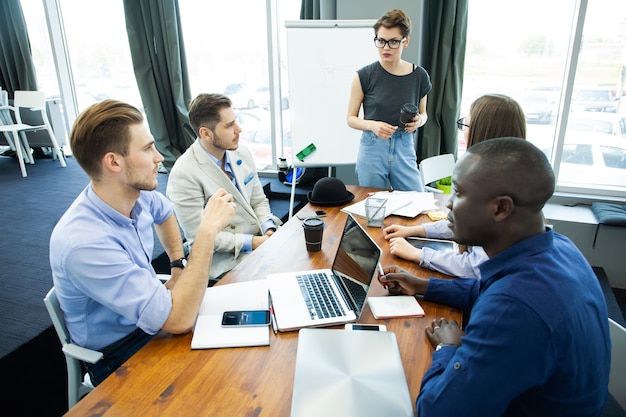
[383,94,527,279]
[347,9,431,191]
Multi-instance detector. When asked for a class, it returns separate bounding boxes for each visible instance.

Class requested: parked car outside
[571,88,618,113]
[567,112,626,138]
[518,91,554,124]
[543,132,626,187]
[236,110,264,133]
[257,87,290,110]
[224,83,267,109]
[235,109,291,170]
[241,128,292,171]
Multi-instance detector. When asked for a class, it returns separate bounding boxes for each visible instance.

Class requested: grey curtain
[419,0,468,161]
[0,0,38,98]
[123,0,194,172]
[300,0,321,19]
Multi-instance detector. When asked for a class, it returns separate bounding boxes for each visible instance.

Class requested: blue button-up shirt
[50,185,174,350]
[417,229,610,416]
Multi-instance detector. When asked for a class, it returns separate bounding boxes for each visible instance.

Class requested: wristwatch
[170,257,187,269]
[435,343,460,351]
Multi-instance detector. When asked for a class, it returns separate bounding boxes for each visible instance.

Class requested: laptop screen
[331,214,381,317]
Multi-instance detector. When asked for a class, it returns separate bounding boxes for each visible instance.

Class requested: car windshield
[601,146,626,169]
[562,144,593,165]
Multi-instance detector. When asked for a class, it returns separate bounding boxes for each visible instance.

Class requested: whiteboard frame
[285,19,377,168]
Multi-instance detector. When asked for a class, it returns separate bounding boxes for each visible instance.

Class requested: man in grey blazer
[167,93,281,281]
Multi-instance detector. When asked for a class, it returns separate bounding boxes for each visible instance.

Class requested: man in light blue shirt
[50,100,235,385]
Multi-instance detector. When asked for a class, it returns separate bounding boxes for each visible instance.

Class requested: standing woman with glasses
[347,9,431,191]
[383,94,527,279]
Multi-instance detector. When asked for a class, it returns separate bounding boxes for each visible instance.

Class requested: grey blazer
[167,140,281,279]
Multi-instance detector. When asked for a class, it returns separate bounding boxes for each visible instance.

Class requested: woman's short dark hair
[374,9,412,39]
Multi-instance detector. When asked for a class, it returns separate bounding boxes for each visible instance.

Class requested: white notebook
[367,295,425,319]
[191,280,270,349]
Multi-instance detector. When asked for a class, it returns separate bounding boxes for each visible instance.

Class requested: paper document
[342,191,438,219]
[191,280,270,349]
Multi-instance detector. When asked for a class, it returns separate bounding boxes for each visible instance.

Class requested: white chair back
[43,287,103,408]
[14,90,46,114]
[0,90,66,176]
[608,317,626,410]
[419,153,456,193]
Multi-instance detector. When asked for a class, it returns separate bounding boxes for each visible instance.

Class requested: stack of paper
[191,280,270,349]
[341,191,438,219]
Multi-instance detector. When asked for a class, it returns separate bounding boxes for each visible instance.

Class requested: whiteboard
[285,20,378,167]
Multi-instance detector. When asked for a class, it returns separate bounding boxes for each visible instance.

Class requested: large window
[179,0,299,171]
[19,0,626,200]
[58,0,142,113]
[462,0,626,198]
[20,0,58,98]
[21,0,144,142]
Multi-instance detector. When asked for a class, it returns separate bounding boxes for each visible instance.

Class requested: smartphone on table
[344,323,387,331]
[221,310,271,327]
[296,210,327,220]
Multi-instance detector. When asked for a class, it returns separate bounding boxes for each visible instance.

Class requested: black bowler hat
[307,177,355,206]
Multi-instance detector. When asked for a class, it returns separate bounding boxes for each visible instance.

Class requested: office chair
[419,153,455,193]
[608,317,626,412]
[43,287,103,409]
[0,91,66,177]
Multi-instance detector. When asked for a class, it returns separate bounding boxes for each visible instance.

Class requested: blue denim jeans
[356,130,424,191]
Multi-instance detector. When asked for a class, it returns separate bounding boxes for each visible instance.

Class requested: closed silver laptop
[291,328,414,417]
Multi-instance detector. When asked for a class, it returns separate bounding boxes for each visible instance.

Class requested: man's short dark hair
[467,137,555,211]
[188,93,232,136]
[70,100,143,181]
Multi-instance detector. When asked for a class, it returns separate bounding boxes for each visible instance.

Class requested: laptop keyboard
[340,276,367,309]
[297,272,345,320]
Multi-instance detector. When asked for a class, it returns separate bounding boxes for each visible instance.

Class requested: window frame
[27,0,626,203]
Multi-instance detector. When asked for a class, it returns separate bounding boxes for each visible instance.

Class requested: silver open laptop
[267,213,382,332]
[291,328,414,417]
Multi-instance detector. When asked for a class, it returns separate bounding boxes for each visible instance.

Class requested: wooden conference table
[65,185,462,417]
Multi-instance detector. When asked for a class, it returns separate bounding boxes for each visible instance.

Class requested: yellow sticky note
[427,210,448,221]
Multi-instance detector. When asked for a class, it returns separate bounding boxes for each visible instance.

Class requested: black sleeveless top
[357,61,432,125]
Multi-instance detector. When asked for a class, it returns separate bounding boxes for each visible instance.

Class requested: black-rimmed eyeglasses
[457,117,470,131]
[374,37,405,49]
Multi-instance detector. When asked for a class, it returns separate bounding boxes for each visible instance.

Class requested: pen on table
[269,306,278,334]
[371,204,385,223]
[268,292,278,334]
[378,263,387,289]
